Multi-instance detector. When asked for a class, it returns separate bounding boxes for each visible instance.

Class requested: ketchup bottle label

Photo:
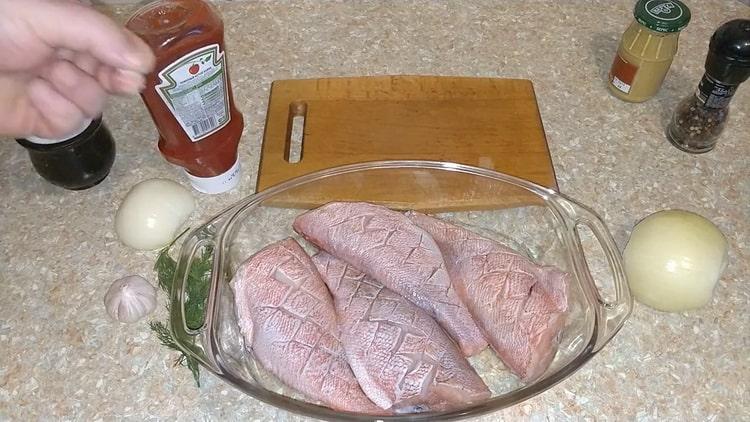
[155,44,231,142]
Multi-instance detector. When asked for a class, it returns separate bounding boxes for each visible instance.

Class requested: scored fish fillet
[230,238,382,413]
[293,202,488,357]
[312,252,491,412]
[406,211,569,382]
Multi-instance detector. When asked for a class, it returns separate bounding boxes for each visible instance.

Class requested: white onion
[623,209,728,312]
[115,178,195,250]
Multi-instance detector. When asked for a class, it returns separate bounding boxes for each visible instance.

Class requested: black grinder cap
[705,19,750,85]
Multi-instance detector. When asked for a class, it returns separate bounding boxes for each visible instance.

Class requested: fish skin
[293,202,488,357]
[231,238,382,413]
[312,251,491,412]
[406,211,569,382]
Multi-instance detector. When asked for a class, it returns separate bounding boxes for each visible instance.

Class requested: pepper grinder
[666,19,750,153]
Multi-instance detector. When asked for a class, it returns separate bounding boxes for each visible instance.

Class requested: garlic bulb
[104,275,157,323]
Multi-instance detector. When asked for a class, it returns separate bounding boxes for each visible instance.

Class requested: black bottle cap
[705,19,750,86]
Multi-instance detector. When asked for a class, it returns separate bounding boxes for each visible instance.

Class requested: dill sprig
[150,229,212,387]
[149,321,201,384]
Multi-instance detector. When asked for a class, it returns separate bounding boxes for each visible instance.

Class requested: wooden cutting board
[256,76,557,211]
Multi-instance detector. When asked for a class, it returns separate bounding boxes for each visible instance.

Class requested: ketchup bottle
[127,0,244,194]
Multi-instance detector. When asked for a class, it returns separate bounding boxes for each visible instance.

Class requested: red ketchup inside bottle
[127,0,244,194]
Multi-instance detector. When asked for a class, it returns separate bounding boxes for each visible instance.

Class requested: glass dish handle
[558,196,633,352]
[169,226,222,374]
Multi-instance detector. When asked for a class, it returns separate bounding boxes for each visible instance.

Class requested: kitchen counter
[1,1,748,420]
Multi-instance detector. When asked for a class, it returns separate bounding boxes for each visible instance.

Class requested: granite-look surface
[1,1,748,420]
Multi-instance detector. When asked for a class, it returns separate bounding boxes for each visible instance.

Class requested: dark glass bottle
[666,19,750,153]
[16,118,116,190]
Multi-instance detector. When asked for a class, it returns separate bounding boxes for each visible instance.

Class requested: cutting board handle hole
[285,101,307,163]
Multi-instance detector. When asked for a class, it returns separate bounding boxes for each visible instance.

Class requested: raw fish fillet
[231,238,381,413]
[293,202,487,357]
[406,211,569,382]
[312,252,491,412]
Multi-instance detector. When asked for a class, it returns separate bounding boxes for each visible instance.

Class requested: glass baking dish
[170,161,632,421]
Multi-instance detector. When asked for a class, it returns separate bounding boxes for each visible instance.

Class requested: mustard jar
[608,0,691,102]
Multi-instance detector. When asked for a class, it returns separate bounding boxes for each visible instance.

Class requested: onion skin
[623,210,728,312]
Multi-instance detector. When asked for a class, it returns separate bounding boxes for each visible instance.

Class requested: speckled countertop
[1,1,748,420]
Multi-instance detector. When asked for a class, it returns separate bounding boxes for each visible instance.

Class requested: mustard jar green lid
[634,0,691,33]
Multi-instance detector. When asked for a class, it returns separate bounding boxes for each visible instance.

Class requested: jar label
[609,54,638,94]
[155,44,231,142]
[696,74,737,109]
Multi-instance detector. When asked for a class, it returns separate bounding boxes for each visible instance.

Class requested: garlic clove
[104,275,158,323]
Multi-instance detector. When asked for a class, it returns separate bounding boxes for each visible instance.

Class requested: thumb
[20,0,155,74]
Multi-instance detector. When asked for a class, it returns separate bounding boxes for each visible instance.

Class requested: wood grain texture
[257,76,557,211]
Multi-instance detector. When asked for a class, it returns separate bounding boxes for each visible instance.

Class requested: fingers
[97,65,147,95]
[57,50,145,96]
[123,30,156,73]
[70,51,100,76]
[0,77,37,138]
[23,0,155,74]
[26,78,87,139]
[43,60,106,118]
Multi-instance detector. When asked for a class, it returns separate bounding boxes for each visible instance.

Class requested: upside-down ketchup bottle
[126,0,244,194]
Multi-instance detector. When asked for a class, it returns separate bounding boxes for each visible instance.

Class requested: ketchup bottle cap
[185,159,241,194]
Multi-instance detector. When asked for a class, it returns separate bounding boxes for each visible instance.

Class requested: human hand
[0,0,155,139]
